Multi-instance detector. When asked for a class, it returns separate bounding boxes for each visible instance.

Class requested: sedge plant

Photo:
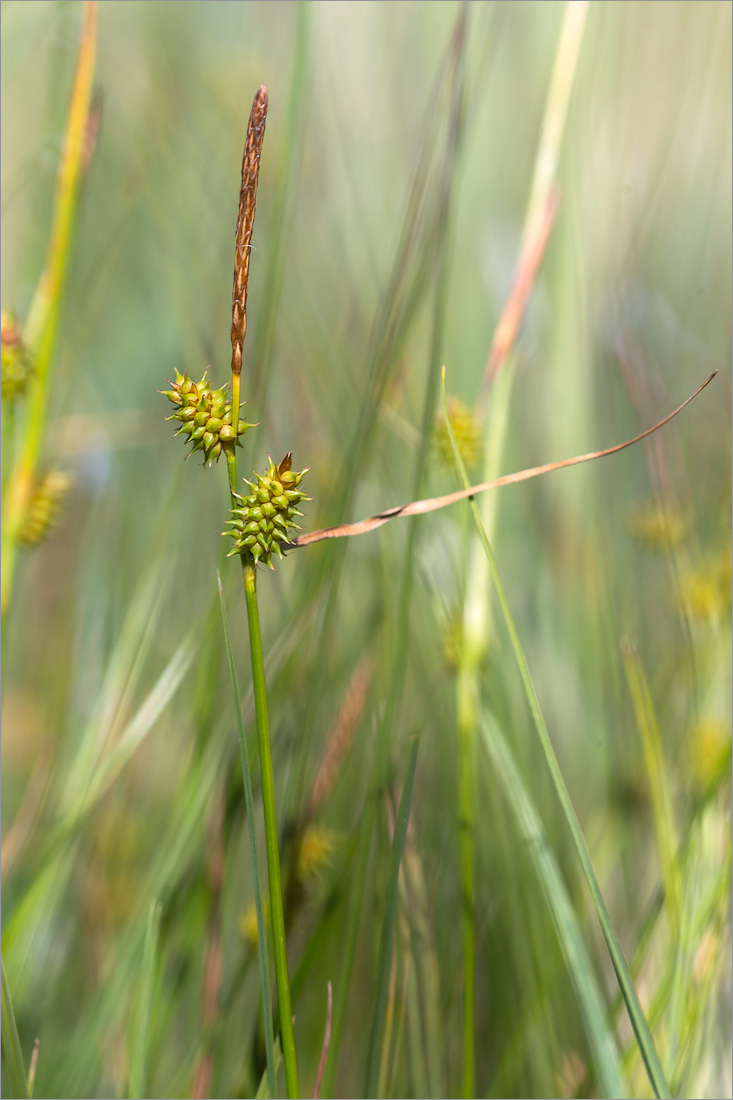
[161,85,302,1099]
[0,10,723,1098]
[161,67,717,1100]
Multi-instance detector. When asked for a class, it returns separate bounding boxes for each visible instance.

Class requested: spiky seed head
[226,453,310,570]
[160,370,254,465]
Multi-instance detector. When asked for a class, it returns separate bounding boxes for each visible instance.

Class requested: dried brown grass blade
[231,84,268,376]
[476,187,560,415]
[308,657,374,817]
[292,372,717,549]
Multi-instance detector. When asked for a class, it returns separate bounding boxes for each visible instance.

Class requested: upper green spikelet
[160,368,254,466]
[224,453,310,570]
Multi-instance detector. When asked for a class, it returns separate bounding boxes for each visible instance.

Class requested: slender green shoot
[243,561,299,1099]
[1,958,30,1100]
[217,571,276,1100]
[129,899,162,1100]
[441,369,672,1100]
[480,713,628,1098]
[456,659,477,1099]
[622,645,682,930]
[364,734,421,1098]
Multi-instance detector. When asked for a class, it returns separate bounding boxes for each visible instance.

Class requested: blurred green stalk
[129,900,162,1100]
[1,958,29,1100]
[442,372,672,1100]
[1,0,98,617]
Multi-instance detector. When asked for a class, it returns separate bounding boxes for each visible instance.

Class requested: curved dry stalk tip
[292,371,717,549]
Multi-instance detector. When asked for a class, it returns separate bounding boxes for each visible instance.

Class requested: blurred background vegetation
[1,2,730,1097]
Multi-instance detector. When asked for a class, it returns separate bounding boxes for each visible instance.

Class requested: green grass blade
[480,713,628,1098]
[622,645,682,928]
[2,629,197,1008]
[217,571,276,1100]
[441,370,671,1099]
[129,899,162,1100]
[364,733,420,1098]
[255,1037,283,1099]
[1,957,30,1099]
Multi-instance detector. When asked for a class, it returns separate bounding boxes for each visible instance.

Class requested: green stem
[457,660,476,1098]
[227,373,241,500]
[218,573,276,1100]
[242,561,299,1099]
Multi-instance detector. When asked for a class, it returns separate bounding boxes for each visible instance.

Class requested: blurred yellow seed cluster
[20,469,72,547]
[295,825,337,881]
[688,717,731,791]
[681,539,732,623]
[433,397,483,472]
[1,310,32,401]
[238,827,338,947]
[442,615,464,672]
[629,501,690,550]
[239,899,270,947]
[442,612,491,672]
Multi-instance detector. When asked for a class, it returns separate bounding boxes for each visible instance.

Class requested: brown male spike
[231,84,268,378]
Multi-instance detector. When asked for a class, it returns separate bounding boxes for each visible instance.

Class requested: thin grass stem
[243,561,300,1099]
[217,573,276,1100]
[1,958,29,1100]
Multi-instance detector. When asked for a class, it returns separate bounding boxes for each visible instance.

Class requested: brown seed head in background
[231,83,268,377]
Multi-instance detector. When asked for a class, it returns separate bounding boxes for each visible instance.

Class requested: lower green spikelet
[225,453,310,570]
[160,368,254,466]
